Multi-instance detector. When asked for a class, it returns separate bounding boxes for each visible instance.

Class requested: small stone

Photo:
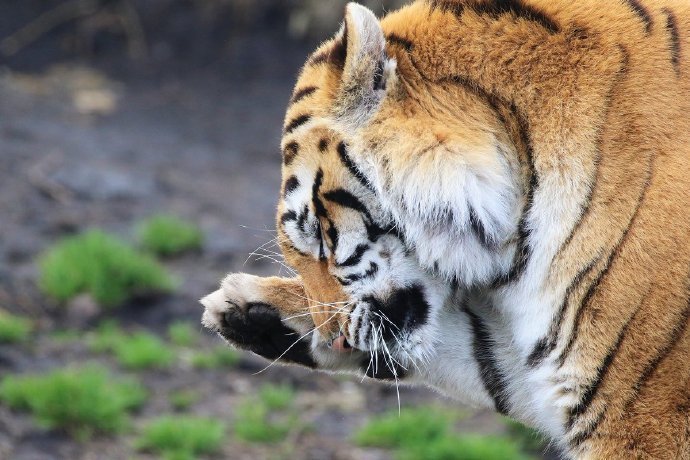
[65,294,100,328]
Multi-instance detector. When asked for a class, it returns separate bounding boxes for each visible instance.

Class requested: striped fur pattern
[202,1,690,457]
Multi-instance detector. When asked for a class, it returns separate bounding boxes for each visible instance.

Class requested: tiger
[201,0,690,457]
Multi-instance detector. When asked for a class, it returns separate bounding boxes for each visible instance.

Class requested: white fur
[203,6,604,455]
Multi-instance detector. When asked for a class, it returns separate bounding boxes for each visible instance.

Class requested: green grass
[258,384,295,411]
[398,434,533,460]
[169,389,200,411]
[355,407,532,460]
[88,322,175,370]
[234,399,292,444]
[38,230,175,308]
[136,415,225,460]
[354,407,455,449]
[50,329,81,343]
[190,347,240,369]
[233,383,299,444]
[0,366,146,440]
[113,331,175,370]
[167,321,196,347]
[137,214,203,257]
[0,310,31,344]
[87,320,126,353]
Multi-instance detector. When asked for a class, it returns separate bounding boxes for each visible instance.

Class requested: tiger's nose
[329,333,352,352]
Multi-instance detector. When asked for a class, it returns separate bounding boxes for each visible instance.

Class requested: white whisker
[252,306,346,375]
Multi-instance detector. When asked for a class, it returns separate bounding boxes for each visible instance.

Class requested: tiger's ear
[334,3,395,127]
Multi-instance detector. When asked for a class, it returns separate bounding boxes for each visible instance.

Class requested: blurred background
[0,1,559,459]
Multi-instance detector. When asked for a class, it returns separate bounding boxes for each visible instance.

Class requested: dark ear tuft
[334,3,393,127]
[331,21,348,68]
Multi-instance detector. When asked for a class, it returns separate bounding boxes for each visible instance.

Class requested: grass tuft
[234,400,292,444]
[258,383,295,411]
[354,406,454,449]
[234,383,298,444]
[0,310,31,344]
[88,322,175,370]
[0,366,146,440]
[167,321,196,347]
[355,407,532,460]
[137,214,203,256]
[113,331,175,370]
[398,434,533,460]
[136,415,225,460]
[169,390,200,411]
[190,347,240,369]
[38,230,175,308]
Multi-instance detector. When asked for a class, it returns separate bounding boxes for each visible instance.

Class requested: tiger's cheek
[286,254,350,341]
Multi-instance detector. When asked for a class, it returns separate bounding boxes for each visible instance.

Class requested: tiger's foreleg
[201,273,406,379]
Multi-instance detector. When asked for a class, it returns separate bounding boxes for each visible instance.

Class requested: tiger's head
[202,2,522,373]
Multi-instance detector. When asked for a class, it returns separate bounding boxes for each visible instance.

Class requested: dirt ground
[0,16,562,460]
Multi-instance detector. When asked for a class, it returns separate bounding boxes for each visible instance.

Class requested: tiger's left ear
[335,3,395,127]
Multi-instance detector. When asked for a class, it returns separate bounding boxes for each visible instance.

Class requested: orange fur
[205,1,690,457]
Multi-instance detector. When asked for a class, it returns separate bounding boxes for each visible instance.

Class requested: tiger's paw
[200,274,317,368]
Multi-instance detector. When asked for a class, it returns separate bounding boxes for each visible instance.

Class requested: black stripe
[428,0,464,15]
[386,33,413,51]
[312,169,328,219]
[308,23,348,68]
[624,0,653,33]
[503,106,537,283]
[283,176,299,197]
[526,337,550,368]
[309,50,330,66]
[322,188,389,243]
[623,299,690,412]
[558,152,655,368]
[280,210,297,225]
[284,114,311,135]
[527,257,600,367]
[317,220,326,260]
[318,138,329,153]
[471,0,560,33]
[567,303,640,429]
[569,409,606,448]
[351,307,363,342]
[323,188,374,222]
[469,204,494,249]
[463,304,510,415]
[428,0,560,33]
[559,237,631,368]
[283,142,299,166]
[557,46,630,257]
[326,219,339,251]
[331,21,348,69]
[337,142,375,192]
[290,86,317,105]
[373,58,386,91]
[337,244,369,268]
[662,8,681,76]
[296,204,309,233]
[443,76,536,285]
[343,262,378,285]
